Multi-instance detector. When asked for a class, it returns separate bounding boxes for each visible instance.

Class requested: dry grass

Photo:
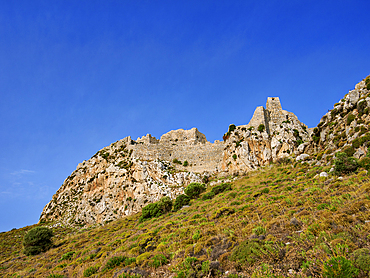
[1,162,370,277]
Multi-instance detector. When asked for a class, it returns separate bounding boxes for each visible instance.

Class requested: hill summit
[40,96,309,226]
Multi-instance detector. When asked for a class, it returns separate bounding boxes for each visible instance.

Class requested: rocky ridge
[40,91,342,226]
[304,75,370,165]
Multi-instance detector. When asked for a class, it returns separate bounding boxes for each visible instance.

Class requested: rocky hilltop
[39,96,316,226]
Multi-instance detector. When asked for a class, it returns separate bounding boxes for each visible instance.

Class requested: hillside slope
[2,161,370,277]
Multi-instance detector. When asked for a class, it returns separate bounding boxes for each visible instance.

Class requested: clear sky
[1,0,369,232]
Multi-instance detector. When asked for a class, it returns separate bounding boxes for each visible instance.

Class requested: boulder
[296,154,309,161]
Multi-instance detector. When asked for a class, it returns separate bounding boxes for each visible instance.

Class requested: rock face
[221,97,309,174]
[305,75,370,162]
[40,98,309,226]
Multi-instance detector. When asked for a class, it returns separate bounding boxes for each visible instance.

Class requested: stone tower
[245,97,304,135]
[266,97,286,125]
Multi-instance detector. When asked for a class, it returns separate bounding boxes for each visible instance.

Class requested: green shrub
[352,138,361,148]
[252,226,266,236]
[59,251,75,261]
[213,207,235,218]
[150,254,168,268]
[173,194,191,211]
[358,100,367,115]
[104,256,126,270]
[211,183,232,195]
[334,152,358,175]
[313,135,320,144]
[322,256,358,278]
[175,257,199,278]
[358,157,370,171]
[140,203,161,222]
[230,240,278,265]
[173,158,182,165]
[229,124,236,133]
[83,266,99,277]
[258,124,265,132]
[183,160,188,167]
[23,226,53,256]
[347,114,356,125]
[365,76,370,90]
[351,248,370,273]
[331,108,339,117]
[343,146,355,157]
[260,188,269,194]
[157,196,173,213]
[201,191,215,200]
[232,154,237,160]
[140,196,172,222]
[184,183,206,199]
[48,274,64,278]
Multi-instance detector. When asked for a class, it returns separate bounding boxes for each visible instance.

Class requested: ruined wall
[131,141,224,173]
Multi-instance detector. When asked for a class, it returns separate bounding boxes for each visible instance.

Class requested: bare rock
[296,154,309,161]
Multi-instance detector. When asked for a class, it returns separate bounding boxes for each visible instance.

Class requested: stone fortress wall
[129,128,225,173]
[126,98,307,174]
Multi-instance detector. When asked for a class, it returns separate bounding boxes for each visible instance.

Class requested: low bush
[59,251,74,261]
[173,194,191,211]
[140,197,173,222]
[365,76,370,90]
[347,114,356,125]
[201,191,215,200]
[211,183,232,195]
[23,226,53,256]
[358,100,367,115]
[184,183,206,199]
[334,152,358,175]
[228,124,236,133]
[252,226,266,236]
[230,240,279,266]
[140,203,161,222]
[351,248,370,274]
[48,274,64,278]
[150,254,168,268]
[343,146,355,157]
[83,266,99,277]
[258,124,265,132]
[322,256,358,278]
[157,196,173,213]
[358,157,370,171]
[213,207,235,218]
[104,256,127,270]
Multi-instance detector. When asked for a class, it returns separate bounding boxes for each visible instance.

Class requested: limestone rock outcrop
[305,75,370,163]
[221,97,309,174]
[40,128,223,226]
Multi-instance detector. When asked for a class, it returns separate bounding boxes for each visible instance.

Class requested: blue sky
[1,0,369,232]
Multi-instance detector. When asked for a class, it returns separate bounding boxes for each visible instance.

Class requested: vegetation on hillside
[2,159,370,277]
